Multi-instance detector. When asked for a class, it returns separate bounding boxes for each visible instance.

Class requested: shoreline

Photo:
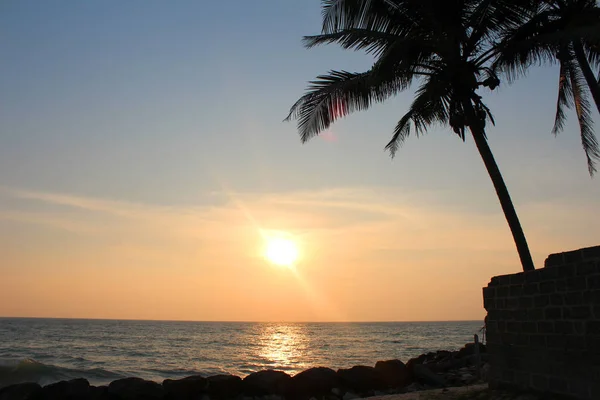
[0,342,488,400]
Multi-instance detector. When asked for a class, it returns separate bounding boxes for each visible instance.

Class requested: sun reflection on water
[256,324,310,371]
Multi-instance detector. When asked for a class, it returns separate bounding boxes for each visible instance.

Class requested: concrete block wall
[483,245,600,399]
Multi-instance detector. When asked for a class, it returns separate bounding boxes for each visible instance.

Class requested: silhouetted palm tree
[497,0,600,174]
[286,0,536,271]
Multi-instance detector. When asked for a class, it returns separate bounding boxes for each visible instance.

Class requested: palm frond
[585,42,600,70]
[370,35,438,76]
[285,69,409,142]
[320,0,407,34]
[302,29,400,55]
[552,49,575,135]
[385,75,451,156]
[468,0,537,52]
[494,1,600,81]
[568,62,600,175]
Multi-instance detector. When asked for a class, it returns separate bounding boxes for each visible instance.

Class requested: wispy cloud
[1,184,599,321]
[0,210,98,234]
[2,183,597,262]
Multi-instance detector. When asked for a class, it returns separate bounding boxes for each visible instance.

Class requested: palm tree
[286,0,536,272]
[496,0,600,174]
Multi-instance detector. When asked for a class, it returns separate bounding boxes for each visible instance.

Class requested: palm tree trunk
[463,102,535,272]
[573,41,600,114]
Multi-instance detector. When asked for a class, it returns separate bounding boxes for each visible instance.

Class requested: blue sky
[0,1,598,321]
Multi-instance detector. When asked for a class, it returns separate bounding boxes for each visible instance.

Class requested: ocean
[0,318,483,388]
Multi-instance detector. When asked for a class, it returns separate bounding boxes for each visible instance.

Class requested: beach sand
[365,385,541,400]
[365,384,489,400]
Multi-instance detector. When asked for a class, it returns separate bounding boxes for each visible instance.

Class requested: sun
[265,237,299,267]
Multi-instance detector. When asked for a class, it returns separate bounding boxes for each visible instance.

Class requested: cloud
[1,184,598,266]
[2,184,599,321]
[2,186,177,219]
[0,210,98,234]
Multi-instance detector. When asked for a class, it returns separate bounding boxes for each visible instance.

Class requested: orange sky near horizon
[2,185,598,322]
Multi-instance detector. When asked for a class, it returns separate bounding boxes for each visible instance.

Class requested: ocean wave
[0,358,125,389]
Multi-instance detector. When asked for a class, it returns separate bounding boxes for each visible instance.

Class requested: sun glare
[265,237,299,267]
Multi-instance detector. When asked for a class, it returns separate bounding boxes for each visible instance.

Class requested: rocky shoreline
[0,343,488,400]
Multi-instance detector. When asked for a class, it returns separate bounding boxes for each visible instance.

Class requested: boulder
[207,374,242,399]
[290,367,339,399]
[429,356,467,372]
[412,364,446,387]
[163,375,209,399]
[374,360,409,388]
[457,343,486,358]
[88,386,113,400]
[108,377,164,400]
[336,366,386,393]
[40,378,90,400]
[242,370,291,396]
[403,382,423,393]
[480,363,491,382]
[342,392,359,400]
[0,383,42,400]
[406,351,450,372]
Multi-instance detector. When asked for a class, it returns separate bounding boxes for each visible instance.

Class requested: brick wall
[483,245,600,400]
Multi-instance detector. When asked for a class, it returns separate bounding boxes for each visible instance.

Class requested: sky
[0,0,598,322]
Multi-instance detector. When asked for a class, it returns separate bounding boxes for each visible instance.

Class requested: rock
[0,383,42,400]
[412,364,446,387]
[88,386,113,400]
[429,356,467,372]
[108,377,164,400]
[291,367,339,399]
[41,379,90,400]
[163,375,209,399]
[331,388,343,397]
[342,392,358,400]
[457,343,486,358]
[374,359,409,388]
[207,374,242,399]
[336,366,386,393]
[242,370,291,396]
[480,363,490,382]
[403,382,422,393]
[263,395,284,400]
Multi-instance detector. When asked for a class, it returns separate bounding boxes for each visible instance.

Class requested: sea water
[0,318,483,388]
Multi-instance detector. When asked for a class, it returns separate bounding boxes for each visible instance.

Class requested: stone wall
[483,245,600,400]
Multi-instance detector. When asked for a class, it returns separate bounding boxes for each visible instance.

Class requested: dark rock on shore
[163,375,208,400]
[242,370,291,396]
[457,342,485,358]
[412,364,446,387]
[374,359,408,388]
[0,383,42,400]
[87,386,112,400]
[206,375,242,399]
[337,366,385,394]
[39,379,90,400]
[289,367,338,399]
[108,377,164,400]
[0,342,489,400]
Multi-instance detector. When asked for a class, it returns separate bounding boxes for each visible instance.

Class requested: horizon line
[0,316,484,324]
